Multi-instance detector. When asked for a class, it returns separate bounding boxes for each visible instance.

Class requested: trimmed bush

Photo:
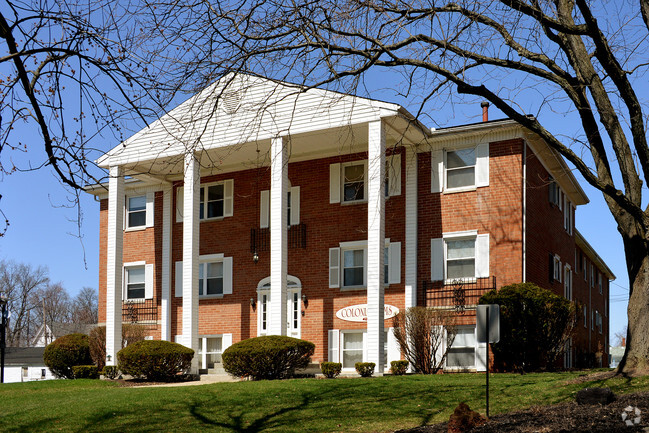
[89,324,148,370]
[390,360,409,376]
[117,340,194,381]
[355,362,375,377]
[102,365,120,380]
[320,362,342,378]
[72,365,99,379]
[222,336,315,380]
[43,333,93,379]
[480,282,577,372]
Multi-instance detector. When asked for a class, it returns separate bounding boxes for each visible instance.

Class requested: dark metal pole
[1,300,6,384]
[486,307,490,418]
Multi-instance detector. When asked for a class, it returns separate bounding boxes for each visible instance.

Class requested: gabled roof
[575,229,616,280]
[97,73,415,168]
[4,347,46,366]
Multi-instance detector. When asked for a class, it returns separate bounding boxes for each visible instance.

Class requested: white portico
[98,74,428,374]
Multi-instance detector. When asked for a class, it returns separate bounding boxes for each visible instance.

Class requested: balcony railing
[122,298,158,328]
[420,276,497,313]
[250,223,307,253]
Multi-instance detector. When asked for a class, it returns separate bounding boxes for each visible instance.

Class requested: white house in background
[3,347,56,383]
[31,323,96,347]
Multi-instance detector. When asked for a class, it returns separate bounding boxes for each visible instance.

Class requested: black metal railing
[122,298,158,327]
[250,223,307,253]
[420,276,497,313]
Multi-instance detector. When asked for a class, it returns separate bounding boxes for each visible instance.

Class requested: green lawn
[1,372,648,433]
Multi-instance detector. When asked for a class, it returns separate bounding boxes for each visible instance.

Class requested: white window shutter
[330,163,341,203]
[388,242,401,284]
[476,143,489,187]
[387,327,400,364]
[475,234,490,278]
[290,186,300,225]
[224,179,234,217]
[145,192,155,228]
[388,153,401,196]
[175,261,183,297]
[260,190,270,229]
[176,187,184,223]
[328,329,340,363]
[329,247,340,288]
[435,326,446,366]
[431,238,444,281]
[222,333,233,351]
[145,263,154,299]
[223,257,233,295]
[431,150,443,193]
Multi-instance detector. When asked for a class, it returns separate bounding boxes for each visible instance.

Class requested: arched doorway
[256,275,302,338]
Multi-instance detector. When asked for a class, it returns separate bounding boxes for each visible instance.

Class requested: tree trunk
[617,230,649,374]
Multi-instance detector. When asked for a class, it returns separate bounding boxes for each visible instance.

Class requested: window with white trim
[340,330,389,370]
[126,196,146,228]
[200,183,225,219]
[598,273,603,295]
[583,305,587,328]
[259,186,301,229]
[430,232,489,282]
[552,255,562,283]
[563,196,573,234]
[342,162,366,203]
[564,265,572,300]
[583,256,587,280]
[447,326,476,368]
[329,241,401,289]
[125,266,145,299]
[174,255,233,298]
[199,261,224,296]
[446,148,476,190]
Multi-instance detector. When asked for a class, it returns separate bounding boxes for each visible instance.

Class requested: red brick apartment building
[86,74,614,374]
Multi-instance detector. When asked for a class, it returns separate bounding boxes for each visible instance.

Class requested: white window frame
[200,181,226,220]
[123,261,153,301]
[259,185,300,229]
[341,161,368,204]
[584,305,587,328]
[198,254,226,299]
[598,273,603,295]
[443,231,478,283]
[444,148,477,192]
[126,195,147,229]
[331,240,400,290]
[174,254,233,298]
[563,197,573,234]
[199,261,224,298]
[564,264,572,301]
[446,325,477,370]
[553,255,562,283]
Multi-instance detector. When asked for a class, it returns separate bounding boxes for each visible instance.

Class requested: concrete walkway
[134,374,242,388]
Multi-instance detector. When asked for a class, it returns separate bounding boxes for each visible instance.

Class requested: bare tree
[0,1,157,234]
[0,259,49,346]
[139,0,649,374]
[33,282,72,344]
[70,287,98,325]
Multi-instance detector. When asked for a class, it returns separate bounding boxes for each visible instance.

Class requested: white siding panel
[144,263,154,299]
[388,242,401,284]
[175,261,183,297]
[224,179,234,217]
[290,186,300,225]
[329,247,340,288]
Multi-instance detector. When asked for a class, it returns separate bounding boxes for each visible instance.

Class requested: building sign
[335,304,399,322]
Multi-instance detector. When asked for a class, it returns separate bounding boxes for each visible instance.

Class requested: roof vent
[222,90,243,115]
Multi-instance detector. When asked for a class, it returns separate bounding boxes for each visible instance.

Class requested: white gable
[98,74,402,168]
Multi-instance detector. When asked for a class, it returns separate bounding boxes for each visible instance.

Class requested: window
[198,261,224,296]
[598,273,603,295]
[431,232,489,282]
[200,183,225,219]
[125,266,145,299]
[596,311,603,334]
[343,249,365,287]
[563,197,573,234]
[582,255,587,280]
[590,263,595,287]
[259,186,300,229]
[584,305,587,328]
[127,196,146,228]
[447,326,476,368]
[329,241,401,289]
[446,148,476,190]
[259,292,268,334]
[198,337,222,369]
[564,265,572,301]
[549,177,559,206]
[551,254,562,283]
[175,180,233,223]
[342,332,364,369]
[343,162,366,202]
[174,255,233,298]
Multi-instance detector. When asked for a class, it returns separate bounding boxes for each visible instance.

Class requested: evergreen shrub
[355,362,375,377]
[320,362,342,378]
[390,360,409,375]
[72,365,99,379]
[43,333,93,379]
[117,340,194,381]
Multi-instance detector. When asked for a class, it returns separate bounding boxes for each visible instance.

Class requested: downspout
[522,141,527,282]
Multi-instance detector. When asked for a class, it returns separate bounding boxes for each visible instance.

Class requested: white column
[269,136,288,336]
[366,120,385,374]
[161,185,172,341]
[106,166,124,366]
[183,152,200,373]
[404,146,418,309]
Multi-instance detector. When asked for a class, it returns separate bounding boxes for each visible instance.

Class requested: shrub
[72,365,99,379]
[355,362,375,377]
[320,362,342,378]
[222,336,315,380]
[117,340,194,381]
[89,324,148,370]
[392,307,458,374]
[479,282,577,372]
[102,365,120,380]
[43,333,93,379]
[390,360,409,375]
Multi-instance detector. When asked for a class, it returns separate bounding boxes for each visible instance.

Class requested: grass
[1,371,649,433]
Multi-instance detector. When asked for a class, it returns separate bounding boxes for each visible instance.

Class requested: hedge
[117,340,194,381]
[43,333,93,379]
[320,362,342,378]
